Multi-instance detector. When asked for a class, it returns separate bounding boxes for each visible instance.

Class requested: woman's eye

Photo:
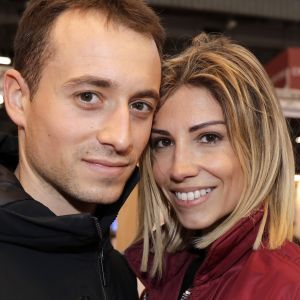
[151,138,173,149]
[130,101,152,112]
[78,92,99,103]
[200,133,220,144]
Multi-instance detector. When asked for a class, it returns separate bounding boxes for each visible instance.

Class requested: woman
[126,33,300,299]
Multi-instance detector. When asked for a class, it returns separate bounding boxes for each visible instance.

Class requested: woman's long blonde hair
[137,33,295,277]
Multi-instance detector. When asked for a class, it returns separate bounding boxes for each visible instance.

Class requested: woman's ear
[3,69,30,128]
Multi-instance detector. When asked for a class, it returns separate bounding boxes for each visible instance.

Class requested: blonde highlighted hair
[137,33,295,277]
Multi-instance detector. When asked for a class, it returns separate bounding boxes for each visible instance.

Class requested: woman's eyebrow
[189,120,225,132]
[151,128,170,136]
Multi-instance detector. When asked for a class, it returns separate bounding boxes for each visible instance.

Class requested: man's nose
[170,146,199,182]
[96,106,132,154]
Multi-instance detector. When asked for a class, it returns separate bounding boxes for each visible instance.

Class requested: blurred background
[0,0,300,248]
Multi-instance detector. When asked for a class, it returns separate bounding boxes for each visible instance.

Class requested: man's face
[22,10,161,209]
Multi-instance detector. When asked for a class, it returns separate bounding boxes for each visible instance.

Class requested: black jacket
[0,133,139,300]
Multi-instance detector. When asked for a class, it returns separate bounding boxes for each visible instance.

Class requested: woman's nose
[170,147,199,182]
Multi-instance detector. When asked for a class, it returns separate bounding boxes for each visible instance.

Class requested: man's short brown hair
[14,0,165,96]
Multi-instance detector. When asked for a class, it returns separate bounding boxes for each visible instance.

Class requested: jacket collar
[0,164,139,250]
[126,209,264,294]
[194,208,264,283]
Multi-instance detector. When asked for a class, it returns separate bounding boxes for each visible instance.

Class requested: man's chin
[79,186,126,205]
[62,190,124,214]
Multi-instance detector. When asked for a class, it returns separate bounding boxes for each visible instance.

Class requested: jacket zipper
[93,217,107,300]
[181,289,191,300]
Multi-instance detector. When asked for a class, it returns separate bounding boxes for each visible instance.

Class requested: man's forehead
[49,8,157,59]
[51,9,111,40]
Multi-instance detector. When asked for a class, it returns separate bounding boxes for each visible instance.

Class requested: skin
[4,10,161,215]
[151,85,244,230]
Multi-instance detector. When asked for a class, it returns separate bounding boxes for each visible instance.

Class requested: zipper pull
[93,217,107,287]
[99,248,107,287]
[181,289,191,300]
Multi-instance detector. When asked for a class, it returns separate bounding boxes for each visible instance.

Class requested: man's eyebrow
[62,76,159,102]
[132,89,160,103]
[63,75,116,89]
[151,128,170,136]
[189,120,225,132]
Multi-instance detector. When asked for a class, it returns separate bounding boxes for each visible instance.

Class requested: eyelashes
[150,137,173,149]
[198,133,222,144]
[150,132,223,151]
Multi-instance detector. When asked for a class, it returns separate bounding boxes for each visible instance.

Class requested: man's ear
[3,69,30,128]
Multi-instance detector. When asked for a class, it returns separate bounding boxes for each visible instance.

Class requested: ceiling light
[0,56,11,65]
[0,94,4,105]
[295,175,300,182]
[226,19,238,31]
[296,137,300,143]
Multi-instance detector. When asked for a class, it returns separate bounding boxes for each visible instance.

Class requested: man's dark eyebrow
[189,120,225,132]
[151,128,171,136]
[63,76,159,102]
[63,75,116,89]
[132,90,160,103]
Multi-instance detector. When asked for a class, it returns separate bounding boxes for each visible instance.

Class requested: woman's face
[151,85,244,230]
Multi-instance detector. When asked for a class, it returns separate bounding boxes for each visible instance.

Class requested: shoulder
[242,241,300,288]
[215,242,300,299]
[257,241,300,273]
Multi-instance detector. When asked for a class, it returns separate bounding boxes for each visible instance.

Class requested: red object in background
[265,48,300,89]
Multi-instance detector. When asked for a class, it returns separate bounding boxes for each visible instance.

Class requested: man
[0,0,164,299]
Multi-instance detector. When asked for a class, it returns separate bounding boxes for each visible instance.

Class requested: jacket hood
[0,132,18,171]
[0,133,139,251]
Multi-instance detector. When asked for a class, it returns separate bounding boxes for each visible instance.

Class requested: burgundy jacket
[126,210,300,299]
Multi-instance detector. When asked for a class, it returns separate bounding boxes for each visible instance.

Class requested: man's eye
[130,101,152,112]
[200,133,220,144]
[151,138,173,149]
[78,92,99,103]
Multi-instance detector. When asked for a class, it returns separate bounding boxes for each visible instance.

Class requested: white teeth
[187,192,194,201]
[175,188,213,201]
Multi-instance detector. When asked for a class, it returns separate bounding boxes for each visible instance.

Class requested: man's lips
[82,158,130,176]
[82,158,129,168]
